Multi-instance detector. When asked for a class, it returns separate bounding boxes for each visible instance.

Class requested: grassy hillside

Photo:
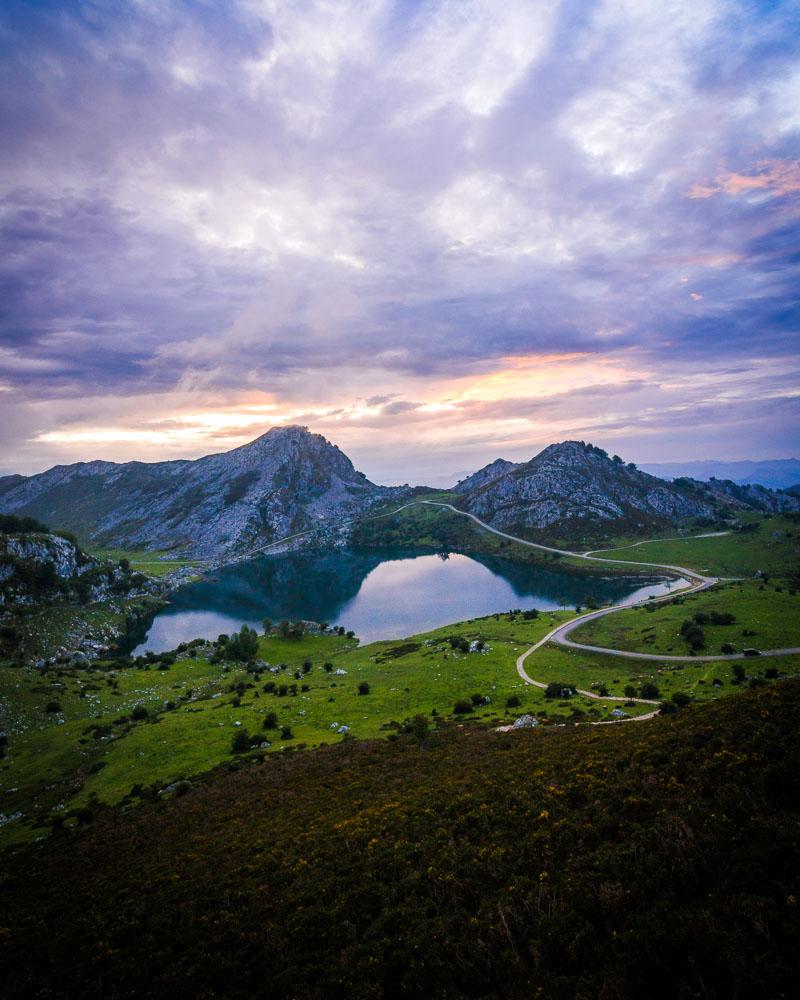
[2,680,799,999]
[1,612,661,848]
[352,500,630,573]
[570,578,800,655]
[591,515,800,577]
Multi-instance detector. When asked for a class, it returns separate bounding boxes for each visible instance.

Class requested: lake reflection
[133,548,678,653]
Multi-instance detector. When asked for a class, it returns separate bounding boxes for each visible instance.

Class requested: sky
[1,0,799,486]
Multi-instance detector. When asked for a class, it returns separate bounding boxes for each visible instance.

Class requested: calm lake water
[133,548,683,654]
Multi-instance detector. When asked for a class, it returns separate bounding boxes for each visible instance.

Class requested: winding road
[232,497,799,721]
[385,501,800,719]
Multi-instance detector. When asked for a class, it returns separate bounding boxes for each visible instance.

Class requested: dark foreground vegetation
[2,682,800,999]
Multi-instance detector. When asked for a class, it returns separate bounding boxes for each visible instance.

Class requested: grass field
[0,611,665,846]
[569,578,800,655]
[90,547,203,577]
[4,509,800,849]
[591,515,800,577]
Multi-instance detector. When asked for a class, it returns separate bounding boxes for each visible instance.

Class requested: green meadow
[3,509,800,849]
[570,578,800,655]
[591,514,800,577]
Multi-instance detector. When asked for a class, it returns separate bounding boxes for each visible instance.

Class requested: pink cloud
[688,159,800,199]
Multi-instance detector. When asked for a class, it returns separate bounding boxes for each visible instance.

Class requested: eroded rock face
[0,426,400,559]
[453,459,522,495]
[1,533,86,580]
[458,441,715,535]
[457,442,800,538]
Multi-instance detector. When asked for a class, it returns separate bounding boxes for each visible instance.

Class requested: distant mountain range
[639,459,800,490]
[1,428,797,559]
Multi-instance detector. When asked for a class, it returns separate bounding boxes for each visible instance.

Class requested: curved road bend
[231,499,799,721]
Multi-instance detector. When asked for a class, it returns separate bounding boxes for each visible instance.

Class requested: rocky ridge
[455,440,799,539]
[0,426,402,560]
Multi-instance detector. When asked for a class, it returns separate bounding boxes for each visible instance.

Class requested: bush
[358,682,370,696]
[280,726,293,740]
[672,691,692,708]
[405,714,430,740]
[640,682,660,699]
[45,701,62,714]
[721,643,736,655]
[131,705,149,721]
[470,693,485,706]
[505,695,521,709]
[545,682,575,699]
[231,728,251,753]
[453,700,473,715]
[262,712,278,730]
[323,662,333,673]
[623,684,637,699]
[680,620,706,650]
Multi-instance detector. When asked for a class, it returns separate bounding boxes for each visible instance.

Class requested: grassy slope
[2,680,799,1000]
[352,499,611,572]
[1,614,660,847]
[4,510,800,847]
[590,515,800,576]
[570,578,800,655]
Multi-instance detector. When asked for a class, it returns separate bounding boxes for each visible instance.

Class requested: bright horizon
[2,1,799,481]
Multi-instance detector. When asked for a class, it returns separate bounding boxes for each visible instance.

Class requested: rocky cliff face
[0,529,153,607]
[456,441,799,540]
[452,459,522,495]
[0,426,397,559]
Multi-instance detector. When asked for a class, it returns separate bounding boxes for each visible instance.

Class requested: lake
[133,548,682,654]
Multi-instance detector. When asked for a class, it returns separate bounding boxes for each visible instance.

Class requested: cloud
[0,0,798,477]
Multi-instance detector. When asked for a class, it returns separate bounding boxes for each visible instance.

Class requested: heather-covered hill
[1,681,799,1000]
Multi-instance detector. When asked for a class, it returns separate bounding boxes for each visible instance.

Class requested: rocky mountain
[454,441,799,542]
[0,515,152,608]
[0,426,398,560]
[452,459,522,494]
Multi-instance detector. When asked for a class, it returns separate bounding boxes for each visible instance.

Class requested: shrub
[505,695,521,709]
[231,728,251,753]
[262,712,278,730]
[280,726,293,740]
[358,682,371,696]
[545,682,575,699]
[672,691,692,708]
[302,661,312,674]
[623,684,637,699]
[405,714,430,740]
[323,662,333,673]
[721,643,736,655]
[453,700,473,715]
[640,682,660,699]
[132,705,149,721]
[45,701,62,714]
[732,663,746,682]
[470,693,485,706]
